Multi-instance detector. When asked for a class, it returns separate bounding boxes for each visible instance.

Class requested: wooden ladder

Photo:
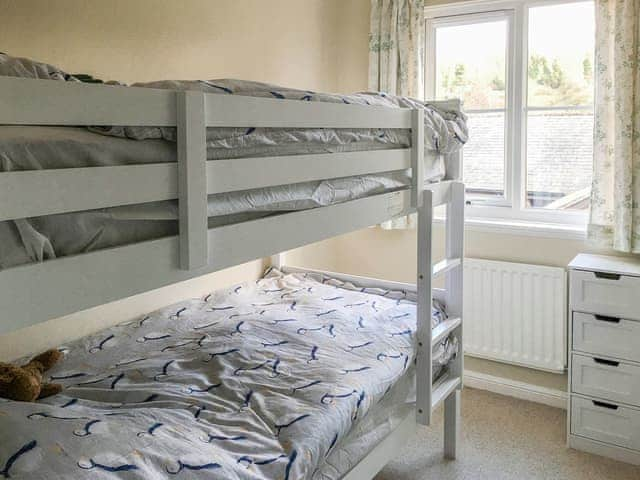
[416,180,465,459]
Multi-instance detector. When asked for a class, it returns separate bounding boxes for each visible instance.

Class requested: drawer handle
[594,314,621,324]
[592,400,619,410]
[593,357,620,367]
[594,271,621,280]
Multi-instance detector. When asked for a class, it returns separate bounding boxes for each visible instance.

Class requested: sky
[528,2,594,64]
[435,1,595,91]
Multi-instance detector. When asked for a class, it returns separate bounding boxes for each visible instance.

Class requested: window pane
[526,110,593,210]
[435,18,508,200]
[435,20,507,110]
[463,112,506,198]
[526,2,595,211]
[528,2,594,107]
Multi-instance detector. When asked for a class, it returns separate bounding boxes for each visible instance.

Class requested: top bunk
[0,55,467,334]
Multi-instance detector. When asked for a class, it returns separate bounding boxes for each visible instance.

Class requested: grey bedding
[0,269,458,479]
[0,125,411,268]
[0,54,468,269]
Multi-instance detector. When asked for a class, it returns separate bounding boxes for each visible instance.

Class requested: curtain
[588,0,640,253]
[369,0,424,229]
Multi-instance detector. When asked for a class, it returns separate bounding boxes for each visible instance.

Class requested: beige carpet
[375,388,640,480]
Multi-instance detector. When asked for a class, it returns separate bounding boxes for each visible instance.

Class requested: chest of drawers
[568,254,640,465]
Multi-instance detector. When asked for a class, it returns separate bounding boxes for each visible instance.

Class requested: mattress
[0,269,457,480]
[0,125,411,269]
[0,54,468,269]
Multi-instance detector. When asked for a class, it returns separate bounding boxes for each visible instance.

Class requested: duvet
[0,269,457,479]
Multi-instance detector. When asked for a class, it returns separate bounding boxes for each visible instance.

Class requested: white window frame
[425,0,593,229]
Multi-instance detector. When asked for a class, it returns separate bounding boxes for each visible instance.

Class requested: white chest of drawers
[568,254,640,465]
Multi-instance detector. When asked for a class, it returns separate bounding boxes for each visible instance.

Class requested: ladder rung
[432,375,461,409]
[433,257,461,278]
[432,316,461,347]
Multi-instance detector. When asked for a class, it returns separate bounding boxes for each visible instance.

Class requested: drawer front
[571,396,640,451]
[572,312,640,363]
[572,354,640,407]
[570,269,640,320]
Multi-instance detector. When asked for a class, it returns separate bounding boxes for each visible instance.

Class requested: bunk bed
[0,58,466,479]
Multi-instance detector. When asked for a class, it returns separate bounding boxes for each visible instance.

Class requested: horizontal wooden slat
[433,257,461,278]
[0,164,177,221]
[281,266,449,305]
[0,191,413,334]
[282,265,418,293]
[432,375,461,409]
[205,94,412,128]
[0,150,414,221]
[0,77,413,129]
[208,149,411,194]
[342,411,416,480]
[0,77,177,126]
[429,181,452,206]
[432,317,461,346]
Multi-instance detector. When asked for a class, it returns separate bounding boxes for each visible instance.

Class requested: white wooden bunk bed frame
[0,76,465,479]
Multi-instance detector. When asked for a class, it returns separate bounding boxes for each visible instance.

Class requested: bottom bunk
[0,268,459,479]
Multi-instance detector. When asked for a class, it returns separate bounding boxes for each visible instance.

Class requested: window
[426,0,594,227]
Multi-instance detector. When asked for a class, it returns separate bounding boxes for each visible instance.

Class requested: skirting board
[464,370,568,410]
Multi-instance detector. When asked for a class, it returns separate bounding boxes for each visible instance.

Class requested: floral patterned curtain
[588,0,640,253]
[369,0,424,229]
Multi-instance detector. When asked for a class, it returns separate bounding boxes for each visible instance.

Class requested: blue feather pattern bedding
[0,269,457,479]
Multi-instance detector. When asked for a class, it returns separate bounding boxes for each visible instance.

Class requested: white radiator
[463,258,567,372]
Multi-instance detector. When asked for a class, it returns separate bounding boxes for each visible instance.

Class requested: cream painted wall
[0,260,268,362]
[0,0,355,361]
[289,226,601,284]
[331,0,371,92]
[1,0,345,90]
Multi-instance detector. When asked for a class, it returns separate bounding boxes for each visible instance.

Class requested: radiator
[463,258,567,372]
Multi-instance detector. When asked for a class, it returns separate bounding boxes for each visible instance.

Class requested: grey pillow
[0,52,75,81]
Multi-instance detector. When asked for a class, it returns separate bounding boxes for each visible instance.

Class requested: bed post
[270,253,286,270]
[447,99,463,182]
[411,109,425,207]
[177,90,208,270]
[414,105,433,426]
[444,390,461,459]
[443,180,465,459]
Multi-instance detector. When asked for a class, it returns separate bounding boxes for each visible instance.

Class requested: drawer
[570,269,640,320]
[572,312,640,363]
[571,395,640,451]
[572,353,640,407]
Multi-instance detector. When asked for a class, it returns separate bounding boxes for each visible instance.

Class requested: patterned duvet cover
[0,269,457,479]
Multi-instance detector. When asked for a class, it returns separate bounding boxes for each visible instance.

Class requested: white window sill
[434,216,587,240]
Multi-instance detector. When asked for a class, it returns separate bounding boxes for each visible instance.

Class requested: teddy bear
[0,349,64,402]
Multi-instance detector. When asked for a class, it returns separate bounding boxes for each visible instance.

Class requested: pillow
[0,52,75,81]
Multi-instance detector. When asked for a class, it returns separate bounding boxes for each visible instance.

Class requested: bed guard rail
[0,77,421,272]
